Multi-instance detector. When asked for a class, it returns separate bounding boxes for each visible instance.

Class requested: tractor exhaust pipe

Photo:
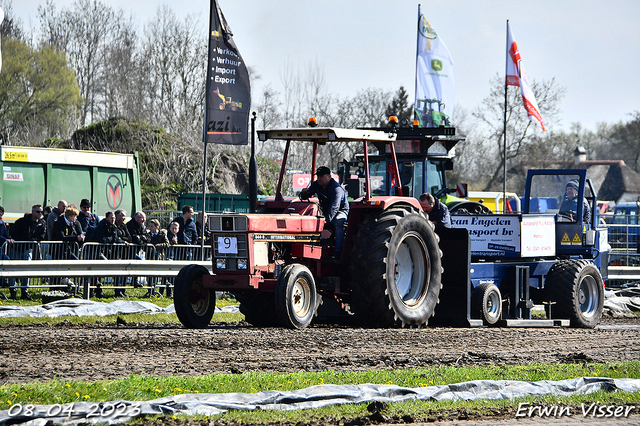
[249,112,257,213]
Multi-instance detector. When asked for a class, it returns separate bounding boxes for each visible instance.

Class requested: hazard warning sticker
[572,233,582,245]
[561,232,571,244]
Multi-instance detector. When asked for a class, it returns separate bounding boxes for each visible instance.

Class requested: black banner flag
[204,0,251,145]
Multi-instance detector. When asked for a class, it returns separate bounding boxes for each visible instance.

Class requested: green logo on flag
[431,59,443,72]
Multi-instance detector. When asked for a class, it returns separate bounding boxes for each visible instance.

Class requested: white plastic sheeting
[0,299,239,318]
[1,377,639,425]
[604,286,640,313]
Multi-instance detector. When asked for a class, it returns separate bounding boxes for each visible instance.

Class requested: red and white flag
[506,22,545,131]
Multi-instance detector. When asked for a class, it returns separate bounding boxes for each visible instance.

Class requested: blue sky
[12,0,640,132]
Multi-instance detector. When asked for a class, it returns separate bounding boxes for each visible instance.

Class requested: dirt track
[1,315,639,385]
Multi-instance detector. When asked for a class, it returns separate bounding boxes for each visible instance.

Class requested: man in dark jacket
[300,166,349,259]
[126,211,151,246]
[87,211,117,298]
[9,204,47,299]
[172,206,198,261]
[173,205,198,245]
[420,193,451,229]
[114,209,132,244]
[126,211,151,289]
[77,199,99,241]
[112,209,133,296]
[52,207,85,257]
[46,200,68,240]
[91,212,118,244]
[11,205,47,242]
[559,179,591,223]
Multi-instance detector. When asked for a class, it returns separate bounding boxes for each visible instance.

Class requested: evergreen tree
[381,86,413,126]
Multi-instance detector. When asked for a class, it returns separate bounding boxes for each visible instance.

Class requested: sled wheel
[275,264,319,329]
[174,264,215,329]
[349,206,442,327]
[471,282,502,325]
[545,259,604,328]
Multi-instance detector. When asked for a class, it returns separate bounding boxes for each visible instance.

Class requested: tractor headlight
[216,258,227,269]
[237,258,248,270]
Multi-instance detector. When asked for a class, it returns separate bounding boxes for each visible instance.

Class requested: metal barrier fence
[0,241,211,300]
[144,211,181,229]
[598,212,640,266]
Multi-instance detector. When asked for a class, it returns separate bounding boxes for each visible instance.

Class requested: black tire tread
[275,264,320,329]
[348,206,442,327]
[174,264,215,329]
[471,282,502,326]
[236,292,278,327]
[545,259,604,328]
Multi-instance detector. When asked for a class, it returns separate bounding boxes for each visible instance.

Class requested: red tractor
[174,124,448,329]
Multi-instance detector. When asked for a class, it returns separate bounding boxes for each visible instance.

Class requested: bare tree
[140,5,206,145]
[100,18,145,120]
[598,111,640,172]
[38,0,125,126]
[471,74,565,191]
[0,0,23,39]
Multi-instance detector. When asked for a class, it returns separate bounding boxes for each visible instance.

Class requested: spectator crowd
[0,202,208,299]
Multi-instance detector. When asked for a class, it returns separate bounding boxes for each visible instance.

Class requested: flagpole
[200,0,215,261]
[413,4,421,125]
[503,20,509,214]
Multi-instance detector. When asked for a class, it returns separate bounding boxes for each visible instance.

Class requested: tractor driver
[559,179,591,223]
[300,166,349,259]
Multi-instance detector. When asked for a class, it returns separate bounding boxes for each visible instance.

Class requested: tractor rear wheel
[174,264,215,329]
[349,207,442,327]
[471,282,502,325]
[545,259,604,328]
[235,292,278,327]
[275,264,319,329]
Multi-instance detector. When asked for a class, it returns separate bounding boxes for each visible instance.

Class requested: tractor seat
[286,201,320,216]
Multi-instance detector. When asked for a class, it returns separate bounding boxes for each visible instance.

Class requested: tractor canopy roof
[257,127,396,144]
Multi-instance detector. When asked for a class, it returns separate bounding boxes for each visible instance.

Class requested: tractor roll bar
[259,127,397,202]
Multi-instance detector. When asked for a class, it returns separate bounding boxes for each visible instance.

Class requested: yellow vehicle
[467,191,520,213]
[218,96,242,111]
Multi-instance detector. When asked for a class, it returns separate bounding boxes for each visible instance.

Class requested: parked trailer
[0,146,142,221]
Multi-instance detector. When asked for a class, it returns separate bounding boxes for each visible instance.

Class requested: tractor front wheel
[275,264,319,329]
[174,265,215,329]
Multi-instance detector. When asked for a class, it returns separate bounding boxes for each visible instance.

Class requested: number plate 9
[217,236,238,254]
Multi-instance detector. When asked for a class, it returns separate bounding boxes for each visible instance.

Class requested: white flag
[414,6,455,127]
[506,22,545,131]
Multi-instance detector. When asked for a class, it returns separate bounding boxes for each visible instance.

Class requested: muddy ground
[1,314,639,385]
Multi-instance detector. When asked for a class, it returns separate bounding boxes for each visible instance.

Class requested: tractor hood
[210,213,324,234]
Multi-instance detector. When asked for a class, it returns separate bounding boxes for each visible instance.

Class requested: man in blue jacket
[300,166,349,259]
[173,205,198,260]
[420,193,451,229]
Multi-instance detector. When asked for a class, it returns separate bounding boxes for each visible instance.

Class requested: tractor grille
[209,215,248,231]
[213,233,248,258]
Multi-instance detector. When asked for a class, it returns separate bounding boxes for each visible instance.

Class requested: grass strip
[2,363,640,423]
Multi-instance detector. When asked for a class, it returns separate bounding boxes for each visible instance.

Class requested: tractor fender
[349,196,422,212]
